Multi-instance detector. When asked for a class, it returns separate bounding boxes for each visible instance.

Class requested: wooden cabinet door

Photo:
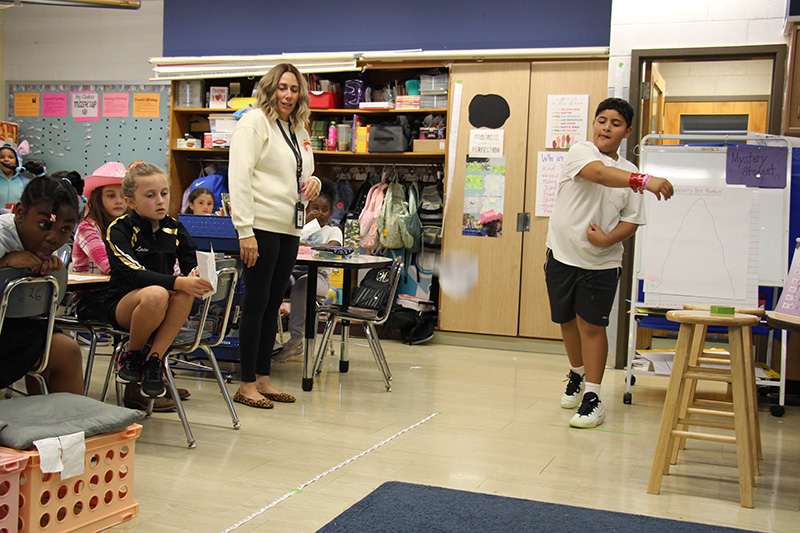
[439,63,531,335]
[518,60,609,339]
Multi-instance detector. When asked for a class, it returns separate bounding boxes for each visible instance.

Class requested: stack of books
[359,101,395,110]
[395,95,420,109]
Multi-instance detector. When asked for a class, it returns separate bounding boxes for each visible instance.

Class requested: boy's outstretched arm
[587,221,638,248]
[578,161,674,200]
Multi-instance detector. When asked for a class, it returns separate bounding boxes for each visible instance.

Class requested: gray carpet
[318,481,757,532]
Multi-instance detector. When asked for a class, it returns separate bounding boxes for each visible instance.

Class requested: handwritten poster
[133,93,160,117]
[71,92,99,122]
[103,93,129,117]
[468,129,504,157]
[535,151,566,217]
[462,156,506,238]
[15,93,40,116]
[42,93,67,117]
[545,94,589,149]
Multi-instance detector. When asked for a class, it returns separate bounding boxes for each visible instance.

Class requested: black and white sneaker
[560,371,585,409]
[116,350,145,384]
[569,392,605,428]
[141,356,166,398]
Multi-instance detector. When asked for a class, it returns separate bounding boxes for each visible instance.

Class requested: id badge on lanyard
[295,201,305,229]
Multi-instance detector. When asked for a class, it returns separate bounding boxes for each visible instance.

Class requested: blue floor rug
[318,481,756,532]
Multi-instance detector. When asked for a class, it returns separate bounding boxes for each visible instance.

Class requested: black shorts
[544,250,621,327]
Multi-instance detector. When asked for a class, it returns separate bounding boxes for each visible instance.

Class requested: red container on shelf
[309,91,343,109]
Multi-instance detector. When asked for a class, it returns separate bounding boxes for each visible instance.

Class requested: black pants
[239,230,299,381]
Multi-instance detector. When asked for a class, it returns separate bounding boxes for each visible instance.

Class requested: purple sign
[725,144,787,188]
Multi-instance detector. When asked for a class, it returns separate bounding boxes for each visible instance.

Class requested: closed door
[439,63,531,335]
[518,60,610,339]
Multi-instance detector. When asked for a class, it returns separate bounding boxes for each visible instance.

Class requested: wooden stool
[672,305,764,472]
[648,310,760,508]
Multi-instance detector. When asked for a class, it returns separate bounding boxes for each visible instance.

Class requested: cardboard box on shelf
[203,132,232,149]
[412,139,446,153]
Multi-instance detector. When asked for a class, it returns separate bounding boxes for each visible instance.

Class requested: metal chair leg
[364,324,391,391]
[162,355,196,449]
[313,318,337,375]
[367,323,392,380]
[199,346,239,429]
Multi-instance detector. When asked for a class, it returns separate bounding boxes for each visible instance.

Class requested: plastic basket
[0,423,141,533]
[0,451,29,533]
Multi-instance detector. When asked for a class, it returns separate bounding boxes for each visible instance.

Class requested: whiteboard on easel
[635,136,791,307]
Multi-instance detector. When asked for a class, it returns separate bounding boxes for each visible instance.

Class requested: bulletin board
[7,83,170,177]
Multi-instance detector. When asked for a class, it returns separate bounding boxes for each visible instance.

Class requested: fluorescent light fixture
[6,0,140,8]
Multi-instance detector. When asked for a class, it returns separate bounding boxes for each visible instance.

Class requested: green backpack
[377,179,409,250]
[399,182,423,254]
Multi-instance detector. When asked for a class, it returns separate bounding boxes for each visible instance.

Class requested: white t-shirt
[0,213,23,258]
[546,141,645,270]
[302,224,343,246]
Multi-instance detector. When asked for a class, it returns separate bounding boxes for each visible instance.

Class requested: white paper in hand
[196,247,217,298]
[300,217,321,243]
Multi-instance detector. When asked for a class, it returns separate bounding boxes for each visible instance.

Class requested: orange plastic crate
[0,451,28,533]
[0,423,141,533]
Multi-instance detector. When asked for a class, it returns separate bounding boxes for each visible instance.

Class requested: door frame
[615,44,788,368]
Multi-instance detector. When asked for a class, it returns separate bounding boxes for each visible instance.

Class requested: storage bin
[0,424,141,533]
[0,451,28,533]
[309,91,343,109]
[420,94,448,109]
[420,74,448,92]
[208,114,238,133]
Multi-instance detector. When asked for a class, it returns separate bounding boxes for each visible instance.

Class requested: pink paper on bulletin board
[103,93,129,117]
[42,93,67,117]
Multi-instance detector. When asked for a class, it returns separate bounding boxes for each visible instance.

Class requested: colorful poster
[468,129,504,157]
[0,121,19,146]
[545,94,589,149]
[103,93,129,117]
[535,151,566,217]
[462,156,505,238]
[15,93,40,116]
[133,93,160,117]
[42,93,68,117]
[71,91,99,122]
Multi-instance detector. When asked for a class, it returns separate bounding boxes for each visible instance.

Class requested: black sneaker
[560,370,585,409]
[116,350,145,384]
[141,356,166,398]
[569,392,605,429]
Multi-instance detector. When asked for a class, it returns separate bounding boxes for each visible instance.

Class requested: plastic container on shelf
[0,424,142,533]
[0,451,29,533]
[175,80,204,108]
[309,91,344,109]
[420,74,448,92]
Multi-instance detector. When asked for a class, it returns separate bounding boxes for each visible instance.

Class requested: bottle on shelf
[328,120,337,151]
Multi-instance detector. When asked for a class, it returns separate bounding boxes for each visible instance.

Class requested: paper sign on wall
[725,144,787,189]
[468,129,504,157]
[71,92,99,122]
[15,93,40,116]
[42,94,67,117]
[103,93,130,117]
[545,94,589,149]
[535,151,566,217]
[133,93,160,117]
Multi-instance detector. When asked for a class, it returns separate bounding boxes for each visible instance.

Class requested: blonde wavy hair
[255,63,311,131]
[122,161,169,198]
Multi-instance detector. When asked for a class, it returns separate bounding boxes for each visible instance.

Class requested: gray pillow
[0,393,143,450]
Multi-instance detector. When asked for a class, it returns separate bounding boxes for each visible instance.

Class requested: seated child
[274,179,342,362]
[106,162,213,398]
[0,176,83,394]
[0,144,27,207]
[184,187,215,215]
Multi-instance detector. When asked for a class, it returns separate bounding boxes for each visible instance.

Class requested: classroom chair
[104,260,241,449]
[648,309,760,508]
[0,267,62,395]
[311,256,403,391]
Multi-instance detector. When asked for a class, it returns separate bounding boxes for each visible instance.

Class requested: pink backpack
[358,182,388,252]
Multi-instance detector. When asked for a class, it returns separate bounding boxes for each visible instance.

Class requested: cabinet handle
[517,212,530,232]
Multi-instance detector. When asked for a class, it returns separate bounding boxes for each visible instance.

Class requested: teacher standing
[228,63,320,409]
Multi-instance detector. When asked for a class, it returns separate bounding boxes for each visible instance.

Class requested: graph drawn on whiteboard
[642,186,758,307]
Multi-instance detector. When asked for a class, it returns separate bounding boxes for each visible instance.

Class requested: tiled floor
[77,334,800,532]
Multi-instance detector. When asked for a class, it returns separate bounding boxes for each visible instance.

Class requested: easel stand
[624,134,793,415]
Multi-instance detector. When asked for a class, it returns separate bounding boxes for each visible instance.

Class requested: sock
[570,365,585,377]
[585,382,601,398]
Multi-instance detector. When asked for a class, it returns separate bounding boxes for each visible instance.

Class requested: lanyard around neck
[277,119,302,193]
